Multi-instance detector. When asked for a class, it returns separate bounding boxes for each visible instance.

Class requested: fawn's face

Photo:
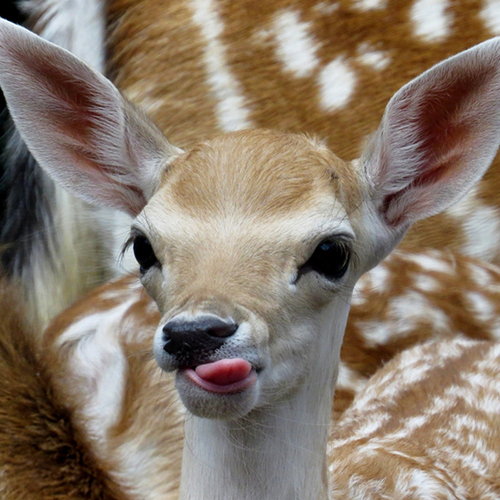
[1,18,499,421]
[133,130,369,418]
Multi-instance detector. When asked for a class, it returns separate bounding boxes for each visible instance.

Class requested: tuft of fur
[0,277,127,500]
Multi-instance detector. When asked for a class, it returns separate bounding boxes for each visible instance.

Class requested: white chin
[175,370,260,420]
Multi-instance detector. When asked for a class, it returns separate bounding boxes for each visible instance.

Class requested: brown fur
[105,0,500,263]
[0,277,126,500]
[336,248,500,415]
[6,1,500,495]
[40,249,500,497]
[329,339,500,498]
[43,277,183,499]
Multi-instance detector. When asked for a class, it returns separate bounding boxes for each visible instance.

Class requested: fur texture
[106,0,500,263]
[330,339,500,499]
[0,277,126,500]
[1,21,500,498]
[2,3,500,498]
[0,0,131,331]
[41,248,500,499]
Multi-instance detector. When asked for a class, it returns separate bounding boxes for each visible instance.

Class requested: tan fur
[329,339,500,499]
[139,131,362,336]
[106,0,500,263]
[2,4,500,497]
[0,277,126,500]
[164,131,360,216]
[41,248,500,497]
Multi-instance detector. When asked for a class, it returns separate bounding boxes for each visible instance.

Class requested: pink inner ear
[409,68,487,167]
[0,21,169,216]
[18,47,147,214]
[66,149,147,216]
[29,55,117,166]
[382,151,464,226]
[379,58,500,227]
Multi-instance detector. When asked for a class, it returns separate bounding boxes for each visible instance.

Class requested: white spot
[357,43,391,70]
[357,319,393,346]
[318,56,357,111]
[365,262,390,292]
[410,0,451,42]
[254,28,273,44]
[395,469,449,497]
[413,273,440,293]
[73,332,126,444]
[405,253,452,274]
[353,413,390,438]
[466,291,495,323]
[357,293,453,348]
[481,0,500,35]
[447,186,500,262]
[190,0,253,131]
[352,0,386,10]
[337,362,368,392]
[314,2,339,14]
[273,10,320,78]
[131,96,167,115]
[55,298,140,449]
[388,292,450,335]
[469,263,493,288]
[485,342,500,361]
[463,206,500,261]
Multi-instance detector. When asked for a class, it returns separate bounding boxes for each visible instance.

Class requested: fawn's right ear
[363,37,500,231]
[0,19,182,216]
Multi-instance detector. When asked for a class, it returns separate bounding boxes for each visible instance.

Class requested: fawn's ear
[364,37,500,229]
[0,19,181,216]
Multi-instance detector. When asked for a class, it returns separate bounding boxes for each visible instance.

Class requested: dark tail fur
[0,1,52,281]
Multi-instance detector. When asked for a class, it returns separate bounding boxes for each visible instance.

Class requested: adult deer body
[1,18,500,499]
[329,339,500,499]
[102,0,500,264]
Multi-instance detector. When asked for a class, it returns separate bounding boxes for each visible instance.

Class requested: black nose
[162,316,238,358]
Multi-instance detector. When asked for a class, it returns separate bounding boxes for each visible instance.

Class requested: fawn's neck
[179,299,351,500]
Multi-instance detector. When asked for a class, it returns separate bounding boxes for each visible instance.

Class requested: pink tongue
[195,359,252,386]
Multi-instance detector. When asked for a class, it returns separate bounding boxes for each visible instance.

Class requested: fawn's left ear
[364,37,500,230]
[0,18,182,216]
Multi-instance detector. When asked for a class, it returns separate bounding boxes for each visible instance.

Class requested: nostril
[206,320,238,338]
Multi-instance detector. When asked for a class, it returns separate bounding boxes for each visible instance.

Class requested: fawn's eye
[133,235,158,272]
[300,239,351,281]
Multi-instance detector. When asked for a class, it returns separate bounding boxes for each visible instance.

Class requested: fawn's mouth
[180,358,258,394]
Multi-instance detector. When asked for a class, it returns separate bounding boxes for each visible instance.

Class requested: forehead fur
[160,129,361,218]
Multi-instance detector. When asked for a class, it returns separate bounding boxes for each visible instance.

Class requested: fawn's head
[1,19,500,419]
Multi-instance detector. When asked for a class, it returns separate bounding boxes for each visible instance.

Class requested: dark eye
[133,235,158,272]
[301,239,350,280]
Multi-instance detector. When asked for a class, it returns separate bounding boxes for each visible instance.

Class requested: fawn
[1,17,500,499]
